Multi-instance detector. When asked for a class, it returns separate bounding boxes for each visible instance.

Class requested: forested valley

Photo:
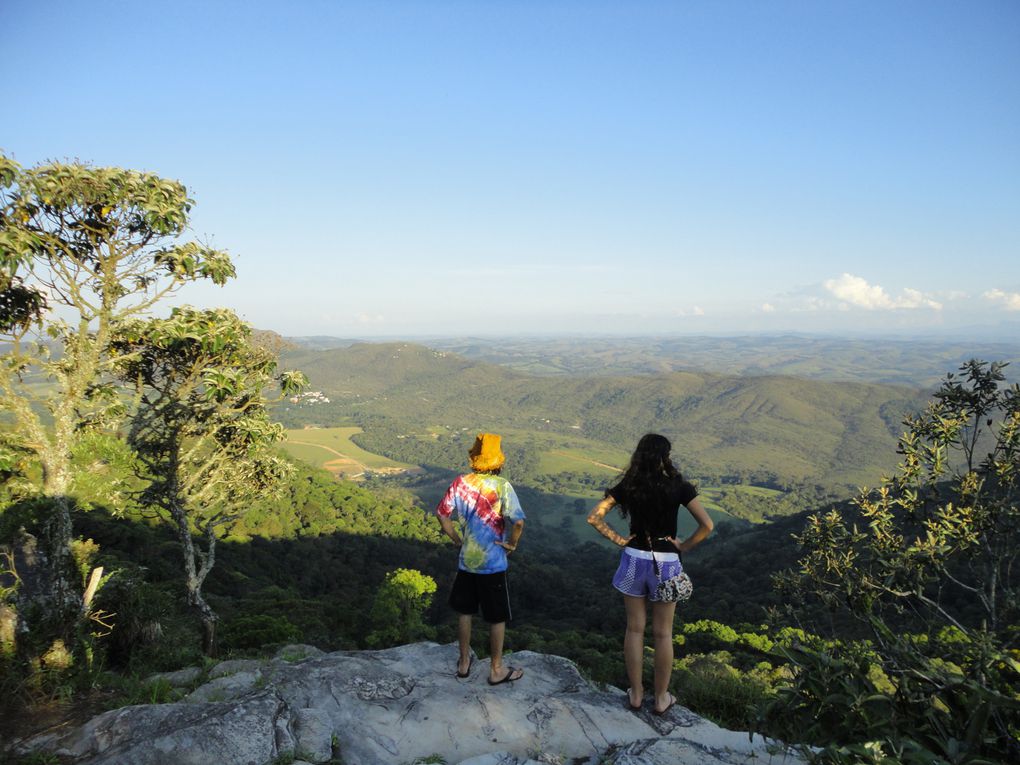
[2,154,1018,764]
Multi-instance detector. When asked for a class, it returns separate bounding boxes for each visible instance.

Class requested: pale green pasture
[536,449,624,474]
[491,428,629,475]
[699,484,783,501]
[283,426,411,470]
[280,442,338,467]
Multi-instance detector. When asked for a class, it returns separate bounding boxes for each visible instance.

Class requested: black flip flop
[625,689,642,711]
[652,693,677,716]
[455,657,473,678]
[487,666,523,685]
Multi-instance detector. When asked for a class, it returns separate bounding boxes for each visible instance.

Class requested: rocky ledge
[11,642,804,765]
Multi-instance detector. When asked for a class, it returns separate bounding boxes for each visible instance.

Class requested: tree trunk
[172,500,220,656]
[44,493,80,621]
[184,572,218,657]
[200,607,218,658]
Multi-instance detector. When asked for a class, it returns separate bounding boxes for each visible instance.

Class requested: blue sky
[3,1,1019,337]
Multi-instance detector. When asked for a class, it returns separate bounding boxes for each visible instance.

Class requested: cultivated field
[282,426,414,477]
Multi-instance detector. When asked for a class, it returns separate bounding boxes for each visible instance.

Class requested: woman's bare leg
[623,595,647,707]
[651,599,678,712]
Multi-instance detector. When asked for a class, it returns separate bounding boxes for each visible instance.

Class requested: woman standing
[587,433,713,715]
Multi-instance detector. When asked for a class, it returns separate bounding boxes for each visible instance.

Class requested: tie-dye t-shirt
[436,473,526,574]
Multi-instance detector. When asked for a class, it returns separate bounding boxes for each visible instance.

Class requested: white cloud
[823,273,942,310]
[940,290,970,301]
[898,287,941,309]
[983,289,1020,311]
[824,273,891,308]
[668,306,705,317]
[761,303,775,313]
[788,296,826,313]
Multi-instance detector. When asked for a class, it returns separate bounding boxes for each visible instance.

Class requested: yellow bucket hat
[469,433,505,472]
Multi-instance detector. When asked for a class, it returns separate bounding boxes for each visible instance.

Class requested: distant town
[289,390,330,405]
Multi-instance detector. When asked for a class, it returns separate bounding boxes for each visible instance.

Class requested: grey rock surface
[18,691,286,765]
[275,643,325,662]
[185,668,263,703]
[208,658,265,680]
[11,642,805,765]
[146,666,203,688]
[292,707,333,762]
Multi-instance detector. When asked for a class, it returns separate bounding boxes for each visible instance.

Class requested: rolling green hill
[277,341,928,491]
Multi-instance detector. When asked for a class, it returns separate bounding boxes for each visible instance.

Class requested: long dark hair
[613,433,682,521]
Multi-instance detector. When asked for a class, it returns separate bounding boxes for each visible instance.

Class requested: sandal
[487,666,524,685]
[652,693,677,716]
[625,688,642,711]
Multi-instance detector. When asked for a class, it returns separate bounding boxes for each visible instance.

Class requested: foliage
[366,568,437,648]
[110,306,306,654]
[773,360,1020,764]
[673,650,782,731]
[101,673,180,708]
[90,565,179,671]
[220,614,301,652]
[234,460,444,542]
[0,152,235,657]
[667,619,826,731]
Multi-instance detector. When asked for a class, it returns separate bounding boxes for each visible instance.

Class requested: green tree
[366,568,437,648]
[112,307,306,655]
[772,360,1020,764]
[0,153,234,652]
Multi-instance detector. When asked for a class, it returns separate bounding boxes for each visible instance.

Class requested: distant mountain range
[283,333,1020,388]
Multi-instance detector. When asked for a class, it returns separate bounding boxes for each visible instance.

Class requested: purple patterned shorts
[612,547,683,601]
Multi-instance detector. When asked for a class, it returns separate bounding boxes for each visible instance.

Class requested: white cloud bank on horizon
[823,273,942,310]
[983,289,1020,311]
[671,306,705,317]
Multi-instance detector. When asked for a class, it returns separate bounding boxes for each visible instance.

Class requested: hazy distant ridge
[286,334,1020,387]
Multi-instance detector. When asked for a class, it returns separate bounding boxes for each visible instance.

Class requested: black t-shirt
[607,476,699,552]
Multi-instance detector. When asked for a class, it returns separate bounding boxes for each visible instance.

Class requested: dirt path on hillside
[287,440,370,472]
[550,450,621,472]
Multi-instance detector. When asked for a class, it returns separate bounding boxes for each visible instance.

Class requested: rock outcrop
[11,642,804,765]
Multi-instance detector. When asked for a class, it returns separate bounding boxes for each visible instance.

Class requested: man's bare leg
[487,621,523,683]
[488,620,506,680]
[457,614,473,676]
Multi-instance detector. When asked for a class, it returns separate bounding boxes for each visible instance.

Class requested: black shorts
[449,569,512,624]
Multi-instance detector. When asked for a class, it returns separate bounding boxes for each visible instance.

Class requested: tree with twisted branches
[1,152,234,654]
[112,307,306,655]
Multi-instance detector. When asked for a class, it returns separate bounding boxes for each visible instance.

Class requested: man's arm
[438,514,462,546]
[496,520,525,552]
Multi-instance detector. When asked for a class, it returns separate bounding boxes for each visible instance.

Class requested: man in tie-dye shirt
[436,433,526,685]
